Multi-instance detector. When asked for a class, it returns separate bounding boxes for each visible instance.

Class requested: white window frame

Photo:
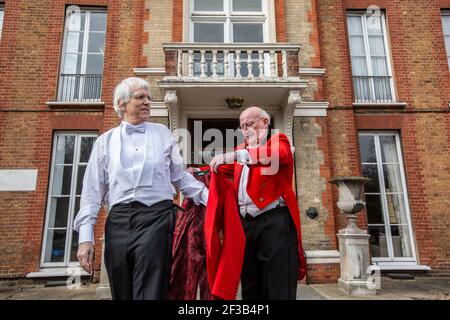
[188,0,269,43]
[442,11,450,69]
[41,132,98,268]
[187,0,271,77]
[347,12,396,103]
[0,4,4,41]
[58,7,107,102]
[359,131,417,263]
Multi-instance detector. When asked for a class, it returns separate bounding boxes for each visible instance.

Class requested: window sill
[46,101,105,110]
[353,102,408,109]
[26,267,91,278]
[369,263,431,272]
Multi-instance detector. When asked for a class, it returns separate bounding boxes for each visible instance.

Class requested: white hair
[260,109,271,126]
[113,77,151,118]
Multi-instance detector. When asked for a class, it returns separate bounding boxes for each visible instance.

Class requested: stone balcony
[157,43,309,144]
[162,43,304,82]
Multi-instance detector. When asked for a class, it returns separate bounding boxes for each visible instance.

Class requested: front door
[188,118,242,166]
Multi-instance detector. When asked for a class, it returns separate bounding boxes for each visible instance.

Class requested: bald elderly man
[210,106,305,300]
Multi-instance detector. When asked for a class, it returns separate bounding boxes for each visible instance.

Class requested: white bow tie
[125,123,146,134]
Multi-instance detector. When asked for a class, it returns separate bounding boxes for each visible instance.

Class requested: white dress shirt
[73,121,209,244]
[235,149,285,218]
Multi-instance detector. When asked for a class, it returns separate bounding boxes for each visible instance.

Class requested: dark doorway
[187,118,243,165]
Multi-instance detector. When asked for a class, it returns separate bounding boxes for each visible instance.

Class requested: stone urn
[330,176,376,295]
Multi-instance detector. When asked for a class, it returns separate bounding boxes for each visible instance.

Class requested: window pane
[351,57,368,76]
[66,31,84,54]
[88,32,106,53]
[368,226,389,258]
[233,0,262,12]
[383,164,403,193]
[86,54,104,74]
[194,23,224,42]
[391,225,413,258]
[371,57,388,76]
[349,35,366,56]
[365,194,384,224]
[70,232,79,262]
[90,12,107,32]
[362,164,380,193]
[233,24,263,42]
[74,196,81,218]
[62,53,82,74]
[67,11,86,32]
[52,165,73,196]
[80,137,96,162]
[358,135,377,163]
[0,9,4,34]
[76,165,87,195]
[48,197,70,228]
[369,35,386,56]
[443,15,450,34]
[366,14,383,35]
[385,193,408,225]
[55,135,75,164]
[194,0,223,11]
[44,229,66,263]
[379,135,399,163]
[347,16,363,35]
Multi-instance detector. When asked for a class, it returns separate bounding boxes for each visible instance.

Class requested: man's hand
[77,242,95,274]
[210,152,236,173]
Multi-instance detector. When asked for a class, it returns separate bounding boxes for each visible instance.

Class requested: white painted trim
[359,132,418,263]
[159,79,308,88]
[294,102,329,117]
[150,101,168,117]
[299,68,326,76]
[162,42,301,50]
[41,133,98,268]
[306,250,340,264]
[353,102,407,107]
[133,67,166,76]
[27,267,90,278]
[46,101,105,107]
[369,263,431,272]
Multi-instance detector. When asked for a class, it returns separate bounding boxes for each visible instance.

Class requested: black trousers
[240,206,299,300]
[104,200,176,300]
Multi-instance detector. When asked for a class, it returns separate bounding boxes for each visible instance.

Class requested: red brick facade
[0,0,449,282]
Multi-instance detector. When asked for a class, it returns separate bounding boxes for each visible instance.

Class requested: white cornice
[299,68,326,76]
[150,101,168,117]
[294,101,329,117]
[305,250,340,264]
[133,68,166,76]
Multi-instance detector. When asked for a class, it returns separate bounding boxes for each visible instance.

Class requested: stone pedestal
[337,215,376,295]
[95,236,112,300]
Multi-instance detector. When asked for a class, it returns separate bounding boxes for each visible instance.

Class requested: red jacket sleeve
[247,133,293,167]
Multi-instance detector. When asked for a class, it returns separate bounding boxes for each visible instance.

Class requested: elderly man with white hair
[74,77,208,300]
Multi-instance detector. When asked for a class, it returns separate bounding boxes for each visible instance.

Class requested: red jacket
[204,172,246,300]
[218,132,307,281]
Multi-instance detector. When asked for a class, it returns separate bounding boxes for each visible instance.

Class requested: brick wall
[319,0,450,273]
[0,0,146,278]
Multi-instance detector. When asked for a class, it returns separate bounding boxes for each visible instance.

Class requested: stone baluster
[235,50,242,79]
[188,50,194,77]
[270,50,276,79]
[200,50,207,78]
[282,50,288,78]
[258,50,265,80]
[212,50,218,78]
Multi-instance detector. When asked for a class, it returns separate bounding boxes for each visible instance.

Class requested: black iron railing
[58,74,103,102]
[353,75,393,103]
